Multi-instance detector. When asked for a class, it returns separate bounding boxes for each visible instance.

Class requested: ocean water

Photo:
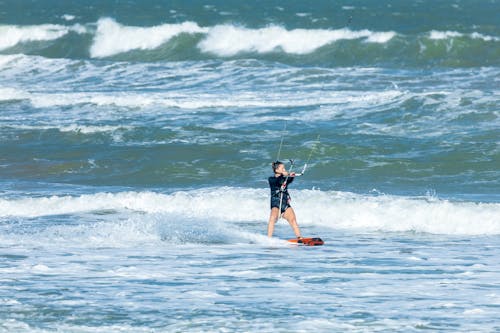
[1,0,499,331]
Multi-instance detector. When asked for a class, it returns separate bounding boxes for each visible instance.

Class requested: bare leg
[283,207,301,238]
[267,207,280,237]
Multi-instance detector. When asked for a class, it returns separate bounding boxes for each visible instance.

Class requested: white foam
[298,190,500,235]
[429,30,500,41]
[441,302,457,308]
[1,188,499,236]
[61,14,76,21]
[70,18,396,58]
[4,124,132,134]
[1,319,31,331]
[366,31,397,43]
[469,32,500,42]
[0,87,28,101]
[31,264,50,272]
[0,23,87,50]
[429,30,463,40]
[59,124,132,134]
[0,189,266,222]
[198,25,396,56]
[463,308,485,315]
[90,18,207,58]
[0,54,23,68]
[6,86,402,111]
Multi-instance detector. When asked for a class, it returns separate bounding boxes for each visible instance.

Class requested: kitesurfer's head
[272,161,285,174]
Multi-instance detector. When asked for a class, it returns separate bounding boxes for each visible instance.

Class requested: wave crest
[1,188,499,236]
[1,19,499,66]
[198,25,395,56]
[429,30,499,42]
[0,23,86,51]
[90,18,207,58]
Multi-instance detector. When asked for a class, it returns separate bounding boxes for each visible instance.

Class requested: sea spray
[1,189,499,235]
[1,19,498,66]
[90,18,207,58]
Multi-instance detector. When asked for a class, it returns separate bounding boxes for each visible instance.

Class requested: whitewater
[1,16,499,66]
[1,0,500,331]
[1,189,499,235]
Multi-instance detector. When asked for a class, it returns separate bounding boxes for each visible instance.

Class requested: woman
[267,161,302,239]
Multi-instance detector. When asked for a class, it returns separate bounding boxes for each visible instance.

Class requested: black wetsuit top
[268,175,295,213]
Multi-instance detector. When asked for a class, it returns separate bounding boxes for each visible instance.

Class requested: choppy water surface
[1,0,499,331]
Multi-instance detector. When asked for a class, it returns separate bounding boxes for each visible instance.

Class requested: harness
[273,180,289,197]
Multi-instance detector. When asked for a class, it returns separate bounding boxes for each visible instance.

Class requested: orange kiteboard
[287,237,324,246]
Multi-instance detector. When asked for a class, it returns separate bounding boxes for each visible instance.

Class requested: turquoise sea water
[1,0,499,331]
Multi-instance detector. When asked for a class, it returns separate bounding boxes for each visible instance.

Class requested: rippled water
[1,0,499,331]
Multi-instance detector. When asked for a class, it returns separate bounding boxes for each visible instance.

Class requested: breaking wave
[1,18,498,66]
[197,25,395,56]
[90,18,207,58]
[0,23,87,50]
[1,188,499,236]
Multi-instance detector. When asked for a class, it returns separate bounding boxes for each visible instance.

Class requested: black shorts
[270,197,290,214]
